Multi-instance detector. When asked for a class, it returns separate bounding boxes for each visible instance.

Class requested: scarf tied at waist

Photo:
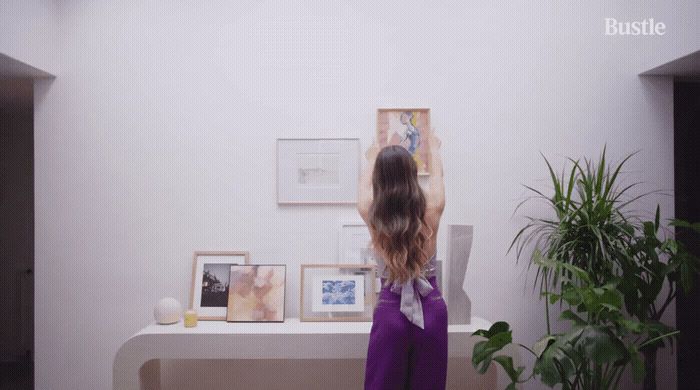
[386,275,435,329]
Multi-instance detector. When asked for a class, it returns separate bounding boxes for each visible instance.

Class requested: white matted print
[277,138,360,204]
[312,274,365,312]
[339,224,381,293]
[300,264,376,322]
[190,251,249,320]
[339,224,377,265]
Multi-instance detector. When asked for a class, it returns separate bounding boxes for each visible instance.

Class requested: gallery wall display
[226,264,286,322]
[190,251,249,320]
[277,138,361,204]
[300,264,376,322]
[377,108,431,175]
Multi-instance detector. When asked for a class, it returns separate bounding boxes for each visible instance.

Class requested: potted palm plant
[471,148,700,389]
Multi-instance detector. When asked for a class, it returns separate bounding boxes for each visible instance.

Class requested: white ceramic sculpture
[154,297,183,325]
[446,224,473,325]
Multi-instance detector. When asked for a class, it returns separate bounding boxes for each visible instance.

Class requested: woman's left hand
[365,141,380,162]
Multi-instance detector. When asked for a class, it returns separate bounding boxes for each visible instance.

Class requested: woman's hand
[427,127,441,151]
[365,141,380,162]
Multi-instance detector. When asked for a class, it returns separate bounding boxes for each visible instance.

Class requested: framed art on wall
[190,251,249,320]
[277,138,361,204]
[338,223,376,265]
[300,264,376,322]
[376,108,431,175]
[226,264,286,322]
[339,223,382,293]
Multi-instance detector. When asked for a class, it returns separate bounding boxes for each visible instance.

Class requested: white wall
[0,0,59,75]
[25,1,700,389]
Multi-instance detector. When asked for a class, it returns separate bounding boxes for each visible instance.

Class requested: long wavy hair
[369,145,432,284]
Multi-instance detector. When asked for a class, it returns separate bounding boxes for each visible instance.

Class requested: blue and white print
[322,280,356,305]
[312,275,365,312]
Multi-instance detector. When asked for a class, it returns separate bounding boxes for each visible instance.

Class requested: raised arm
[426,128,445,214]
[358,142,379,224]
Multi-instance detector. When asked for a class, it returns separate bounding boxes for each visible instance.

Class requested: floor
[0,361,33,390]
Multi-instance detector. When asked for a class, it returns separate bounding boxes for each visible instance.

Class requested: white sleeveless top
[375,253,438,329]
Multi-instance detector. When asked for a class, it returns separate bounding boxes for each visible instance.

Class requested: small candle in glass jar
[184,310,198,328]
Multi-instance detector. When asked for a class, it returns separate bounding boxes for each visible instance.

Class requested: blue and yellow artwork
[377,108,431,175]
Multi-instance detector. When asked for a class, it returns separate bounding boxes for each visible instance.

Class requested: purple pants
[364,276,448,390]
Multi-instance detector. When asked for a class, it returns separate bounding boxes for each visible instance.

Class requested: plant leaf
[472,322,513,374]
[493,355,525,383]
[560,309,586,326]
[533,335,556,358]
[577,326,628,365]
[629,345,645,383]
[473,321,510,339]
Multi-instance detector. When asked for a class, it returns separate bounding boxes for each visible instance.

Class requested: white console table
[113,317,492,390]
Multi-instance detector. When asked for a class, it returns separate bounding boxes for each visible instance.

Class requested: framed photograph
[226,264,286,322]
[277,138,361,204]
[376,108,431,175]
[190,251,249,320]
[300,264,376,322]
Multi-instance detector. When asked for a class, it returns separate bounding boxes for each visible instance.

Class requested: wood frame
[376,108,431,176]
[276,138,361,205]
[300,264,376,322]
[190,251,249,320]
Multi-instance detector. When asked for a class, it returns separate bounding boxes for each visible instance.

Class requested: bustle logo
[605,18,666,36]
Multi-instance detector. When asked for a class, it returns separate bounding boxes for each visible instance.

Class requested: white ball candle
[153,297,183,325]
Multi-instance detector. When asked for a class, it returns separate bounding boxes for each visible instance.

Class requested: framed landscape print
[190,251,249,320]
[277,138,361,204]
[376,108,431,175]
[226,264,286,322]
[300,264,376,322]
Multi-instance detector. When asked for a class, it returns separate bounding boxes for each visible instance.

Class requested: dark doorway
[0,78,34,390]
[674,80,700,390]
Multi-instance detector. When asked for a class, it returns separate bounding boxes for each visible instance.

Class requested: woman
[358,128,447,390]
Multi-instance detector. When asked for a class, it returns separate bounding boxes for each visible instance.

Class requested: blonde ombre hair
[369,145,432,284]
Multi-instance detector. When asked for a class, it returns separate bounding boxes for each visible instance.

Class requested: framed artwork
[277,138,361,204]
[338,223,376,265]
[339,223,381,293]
[190,251,249,320]
[376,108,431,175]
[226,264,286,322]
[300,264,376,322]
